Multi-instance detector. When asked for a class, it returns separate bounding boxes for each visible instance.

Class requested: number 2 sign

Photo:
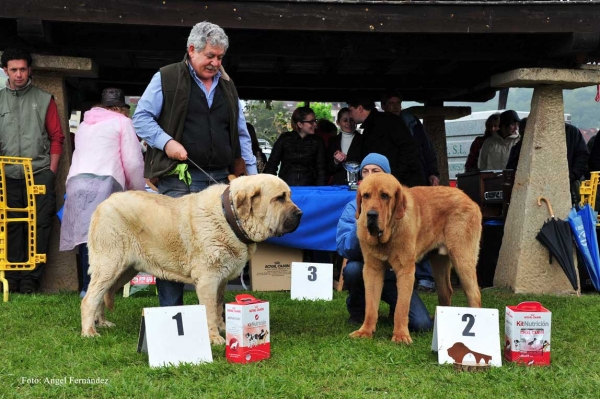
[431,306,502,367]
[138,305,213,367]
[290,262,333,301]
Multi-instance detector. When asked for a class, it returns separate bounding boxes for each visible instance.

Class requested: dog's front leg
[193,274,226,345]
[216,279,227,333]
[349,257,385,339]
[391,258,415,345]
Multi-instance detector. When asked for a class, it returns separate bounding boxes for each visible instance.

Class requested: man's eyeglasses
[301,120,318,125]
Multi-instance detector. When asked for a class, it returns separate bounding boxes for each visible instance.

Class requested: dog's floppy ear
[355,189,362,219]
[235,185,261,219]
[394,187,407,220]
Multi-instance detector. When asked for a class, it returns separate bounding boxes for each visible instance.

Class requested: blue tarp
[267,185,356,251]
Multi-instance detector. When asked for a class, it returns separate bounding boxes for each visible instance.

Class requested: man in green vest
[0,48,65,293]
[133,21,257,307]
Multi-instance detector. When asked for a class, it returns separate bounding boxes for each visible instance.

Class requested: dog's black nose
[367,210,378,218]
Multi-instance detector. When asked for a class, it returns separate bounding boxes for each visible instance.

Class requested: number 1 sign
[290,262,333,300]
[138,305,213,367]
[431,306,502,367]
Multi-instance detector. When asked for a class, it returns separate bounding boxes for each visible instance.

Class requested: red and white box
[504,301,552,365]
[225,294,270,363]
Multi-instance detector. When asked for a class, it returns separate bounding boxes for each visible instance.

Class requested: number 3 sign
[138,305,213,367]
[431,306,502,367]
[290,262,333,301]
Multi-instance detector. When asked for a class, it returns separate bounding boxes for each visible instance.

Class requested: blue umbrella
[574,205,600,290]
[568,208,598,290]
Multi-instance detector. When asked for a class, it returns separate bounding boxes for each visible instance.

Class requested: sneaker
[19,278,39,294]
[19,283,36,294]
[417,285,436,293]
[79,291,87,299]
[416,280,436,293]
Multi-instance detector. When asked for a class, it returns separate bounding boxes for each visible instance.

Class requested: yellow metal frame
[0,157,46,302]
[579,171,600,226]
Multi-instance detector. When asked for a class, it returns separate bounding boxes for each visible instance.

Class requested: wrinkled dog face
[233,175,302,242]
[356,174,405,245]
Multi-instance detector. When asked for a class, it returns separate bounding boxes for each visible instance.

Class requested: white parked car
[257,139,272,151]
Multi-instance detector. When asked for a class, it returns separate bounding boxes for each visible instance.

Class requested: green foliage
[298,102,333,122]
[244,100,292,144]
[2,289,600,398]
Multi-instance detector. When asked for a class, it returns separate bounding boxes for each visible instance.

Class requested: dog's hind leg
[446,240,481,308]
[93,267,139,328]
[104,267,139,312]
[429,253,453,306]
[81,254,130,337]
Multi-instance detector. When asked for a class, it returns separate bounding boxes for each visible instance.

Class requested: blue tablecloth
[266,185,356,251]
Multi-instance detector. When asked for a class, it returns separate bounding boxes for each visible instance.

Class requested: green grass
[1,288,599,399]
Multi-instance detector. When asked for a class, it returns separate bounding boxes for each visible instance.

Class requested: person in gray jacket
[0,48,64,293]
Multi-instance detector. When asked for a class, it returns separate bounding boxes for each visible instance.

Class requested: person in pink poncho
[60,88,145,298]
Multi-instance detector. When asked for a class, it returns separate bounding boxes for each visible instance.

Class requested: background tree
[298,102,333,122]
[244,100,292,145]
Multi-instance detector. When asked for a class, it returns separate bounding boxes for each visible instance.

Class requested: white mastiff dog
[81,174,302,344]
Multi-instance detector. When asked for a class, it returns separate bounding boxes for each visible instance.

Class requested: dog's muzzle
[366,210,383,237]
[279,208,303,236]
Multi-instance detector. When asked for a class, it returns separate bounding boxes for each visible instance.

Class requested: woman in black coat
[327,107,364,185]
[264,107,327,186]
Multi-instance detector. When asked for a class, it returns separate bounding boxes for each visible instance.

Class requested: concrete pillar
[1,52,97,292]
[490,67,600,294]
[407,106,471,186]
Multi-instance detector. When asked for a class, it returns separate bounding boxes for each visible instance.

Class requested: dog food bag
[226,294,270,364]
[504,301,551,365]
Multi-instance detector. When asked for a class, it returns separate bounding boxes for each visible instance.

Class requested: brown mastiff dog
[81,174,302,344]
[351,173,482,344]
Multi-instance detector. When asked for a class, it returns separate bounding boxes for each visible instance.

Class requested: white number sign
[138,305,213,367]
[431,306,502,367]
[290,262,333,301]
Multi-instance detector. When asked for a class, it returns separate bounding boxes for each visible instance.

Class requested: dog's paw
[210,335,227,345]
[96,319,116,328]
[391,333,413,345]
[349,329,373,339]
[81,328,100,338]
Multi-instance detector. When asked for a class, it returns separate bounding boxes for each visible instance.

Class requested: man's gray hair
[187,21,229,52]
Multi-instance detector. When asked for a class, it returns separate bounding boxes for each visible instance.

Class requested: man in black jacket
[347,99,424,187]
[381,91,440,187]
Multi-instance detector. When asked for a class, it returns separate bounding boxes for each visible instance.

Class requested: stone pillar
[0,52,97,292]
[34,73,76,292]
[490,67,600,294]
[406,106,471,186]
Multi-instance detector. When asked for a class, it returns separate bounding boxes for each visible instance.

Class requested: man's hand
[164,140,188,161]
[429,175,440,186]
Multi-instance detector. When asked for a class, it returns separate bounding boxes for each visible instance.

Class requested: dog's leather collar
[221,186,255,245]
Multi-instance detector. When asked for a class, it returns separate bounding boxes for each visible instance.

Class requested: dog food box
[225,294,270,363]
[250,242,303,291]
[504,301,551,365]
